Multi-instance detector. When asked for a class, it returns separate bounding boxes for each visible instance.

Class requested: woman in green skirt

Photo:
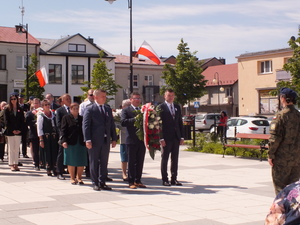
[61,103,87,185]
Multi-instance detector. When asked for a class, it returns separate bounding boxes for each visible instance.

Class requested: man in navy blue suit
[55,94,71,180]
[159,89,184,186]
[121,92,146,189]
[83,89,117,191]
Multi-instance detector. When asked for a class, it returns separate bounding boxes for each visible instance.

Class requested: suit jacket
[26,110,38,139]
[61,114,84,146]
[121,105,142,145]
[159,102,184,141]
[56,105,69,135]
[3,107,25,136]
[82,103,117,147]
[51,102,60,111]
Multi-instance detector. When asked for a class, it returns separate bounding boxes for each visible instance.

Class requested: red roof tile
[114,54,165,65]
[202,63,238,87]
[0,26,40,45]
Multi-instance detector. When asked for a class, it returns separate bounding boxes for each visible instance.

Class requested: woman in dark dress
[3,93,25,171]
[61,103,87,185]
[37,99,58,176]
[0,101,8,162]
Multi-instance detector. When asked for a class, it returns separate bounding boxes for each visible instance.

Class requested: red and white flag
[137,41,161,65]
[35,66,48,87]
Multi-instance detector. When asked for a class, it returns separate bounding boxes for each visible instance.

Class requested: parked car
[195,113,221,132]
[210,116,270,138]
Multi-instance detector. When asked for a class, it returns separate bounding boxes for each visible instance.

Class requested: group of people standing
[0,88,186,191]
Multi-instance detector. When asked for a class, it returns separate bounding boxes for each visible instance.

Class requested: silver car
[195,113,221,131]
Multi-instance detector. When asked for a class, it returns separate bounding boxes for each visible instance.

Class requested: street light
[105,0,133,94]
[212,72,224,112]
[15,23,29,100]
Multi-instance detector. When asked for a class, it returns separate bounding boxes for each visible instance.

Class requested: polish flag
[35,66,48,87]
[136,41,161,65]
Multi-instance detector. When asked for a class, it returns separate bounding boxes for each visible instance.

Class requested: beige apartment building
[236,48,292,116]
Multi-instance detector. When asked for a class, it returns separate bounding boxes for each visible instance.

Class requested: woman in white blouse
[37,99,59,176]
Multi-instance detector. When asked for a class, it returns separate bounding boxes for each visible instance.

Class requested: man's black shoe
[162,181,171,186]
[100,183,112,190]
[23,155,29,158]
[18,162,23,166]
[93,185,100,191]
[171,180,182,186]
[106,177,113,182]
[57,174,65,180]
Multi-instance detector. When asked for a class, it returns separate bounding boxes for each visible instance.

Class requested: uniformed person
[268,87,300,195]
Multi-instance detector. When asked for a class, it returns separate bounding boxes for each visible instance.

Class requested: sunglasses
[44,104,50,106]
[10,98,17,100]
[89,94,94,96]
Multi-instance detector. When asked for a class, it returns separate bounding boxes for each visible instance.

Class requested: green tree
[81,51,122,102]
[161,39,207,107]
[270,30,300,105]
[23,54,45,101]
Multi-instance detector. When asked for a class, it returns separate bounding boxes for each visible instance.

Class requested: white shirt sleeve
[37,114,44,137]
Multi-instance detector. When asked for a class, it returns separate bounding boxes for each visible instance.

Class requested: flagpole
[129,0,133,94]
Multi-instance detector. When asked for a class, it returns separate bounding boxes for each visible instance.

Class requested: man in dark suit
[159,89,184,186]
[55,94,71,180]
[121,92,147,189]
[19,94,30,158]
[45,93,60,111]
[83,89,117,191]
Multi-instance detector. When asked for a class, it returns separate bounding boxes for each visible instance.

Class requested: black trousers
[127,142,146,184]
[21,128,28,156]
[88,140,110,186]
[161,139,180,182]
[30,138,40,167]
[56,145,64,175]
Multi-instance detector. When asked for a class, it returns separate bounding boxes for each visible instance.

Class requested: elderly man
[268,87,300,195]
[79,89,94,116]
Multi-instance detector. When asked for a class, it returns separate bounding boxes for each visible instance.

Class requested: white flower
[156,116,161,120]
[150,114,155,119]
[153,121,158,125]
[149,124,154,129]
[155,125,160,129]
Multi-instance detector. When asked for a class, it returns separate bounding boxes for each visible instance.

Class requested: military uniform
[268,104,300,195]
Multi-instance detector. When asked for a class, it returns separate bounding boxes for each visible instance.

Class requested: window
[0,55,6,70]
[49,64,62,84]
[68,44,86,52]
[144,75,153,86]
[71,65,84,84]
[260,60,272,74]
[16,56,26,69]
[259,90,277,114]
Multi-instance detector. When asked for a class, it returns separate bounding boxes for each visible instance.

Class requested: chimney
[219,57,226,65]
[87,36,94,44]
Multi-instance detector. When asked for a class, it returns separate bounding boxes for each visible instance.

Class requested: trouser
[161,139,180,182]
[30,138,40,167]
[88,140,110,185]
[127,142,146,184]
[21,129,28,156]
[56,145,64,174]
[6,136,21,165]
[272,164,300,195]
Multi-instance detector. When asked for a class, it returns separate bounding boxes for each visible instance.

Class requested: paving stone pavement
[0,145,275,225]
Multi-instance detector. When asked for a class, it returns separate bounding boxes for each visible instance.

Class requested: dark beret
[280,88,298,99]
[29,96,35,100]
[19,94,24,98]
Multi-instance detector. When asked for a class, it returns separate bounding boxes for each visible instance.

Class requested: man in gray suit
[83,89,117,191]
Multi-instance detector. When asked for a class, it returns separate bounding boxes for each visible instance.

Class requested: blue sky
[1,0,300,64]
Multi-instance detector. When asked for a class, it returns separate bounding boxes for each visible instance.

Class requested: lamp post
[15,24,29,100]
[106,0,133,94]
[212,72,224,112]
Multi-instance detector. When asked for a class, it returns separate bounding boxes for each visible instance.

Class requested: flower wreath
[134,103,162,160]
